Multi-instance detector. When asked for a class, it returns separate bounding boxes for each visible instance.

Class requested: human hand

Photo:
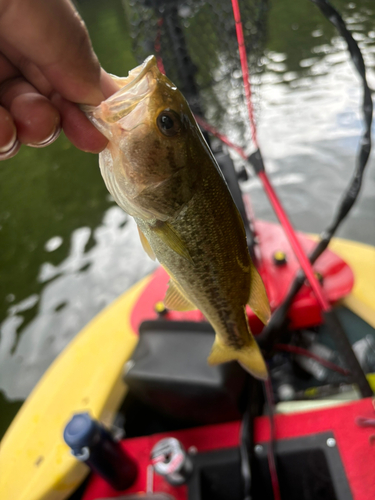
[0,0,118,161]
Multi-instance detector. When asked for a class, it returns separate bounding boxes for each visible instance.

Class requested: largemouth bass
[83,56,270,380]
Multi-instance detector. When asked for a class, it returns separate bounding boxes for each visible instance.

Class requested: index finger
[0,0,104,105]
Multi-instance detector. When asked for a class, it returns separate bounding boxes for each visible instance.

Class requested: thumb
[0,0,105,105]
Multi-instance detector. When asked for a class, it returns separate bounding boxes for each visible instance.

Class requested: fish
[83,56,270,380]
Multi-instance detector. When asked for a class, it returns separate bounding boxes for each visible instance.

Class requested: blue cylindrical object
[64,413,138,491]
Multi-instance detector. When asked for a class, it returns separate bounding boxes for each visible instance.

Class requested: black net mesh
[124,0,268,150]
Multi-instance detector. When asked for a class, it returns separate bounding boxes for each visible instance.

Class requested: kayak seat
[124,320,247,425]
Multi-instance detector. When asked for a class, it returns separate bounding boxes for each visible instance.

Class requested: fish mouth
[82,56,160,136]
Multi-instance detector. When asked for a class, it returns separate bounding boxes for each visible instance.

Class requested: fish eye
[156,110,181,137]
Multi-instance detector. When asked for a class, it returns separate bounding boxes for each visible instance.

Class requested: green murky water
[0,0,374,439]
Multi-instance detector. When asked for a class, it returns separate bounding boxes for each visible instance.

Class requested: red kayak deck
[82,398,375,500]
[130,221,354,335]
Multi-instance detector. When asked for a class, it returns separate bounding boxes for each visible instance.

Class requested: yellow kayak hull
[0,276,151,500]
[329,238,375,329]
[0,236,374,500]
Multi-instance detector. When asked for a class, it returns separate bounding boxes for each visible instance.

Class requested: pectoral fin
[151,222,193,262]
[164,280,196,311]
[207,337,268,380]
[248,259,271,325]
[137,226,156,260]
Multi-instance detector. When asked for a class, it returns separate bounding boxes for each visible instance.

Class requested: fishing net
[123,0,268,150]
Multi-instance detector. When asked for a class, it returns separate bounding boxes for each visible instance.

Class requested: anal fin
[164,280,196,311]
[248,259,271,325]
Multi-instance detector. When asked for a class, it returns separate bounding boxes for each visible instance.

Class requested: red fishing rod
[229,0,374,497]
[231,0,330,314]
[229,0,372,403]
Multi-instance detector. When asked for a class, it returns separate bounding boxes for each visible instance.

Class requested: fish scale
[137,169,248,332]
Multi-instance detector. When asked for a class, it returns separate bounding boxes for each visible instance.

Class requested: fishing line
[263,377,281,500]
[194,115,248,160]
[239,408,252,500]
[154,18,166,74]
[239,379,262,500]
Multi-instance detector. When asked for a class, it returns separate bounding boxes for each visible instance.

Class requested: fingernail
[101,70,120,99]
[0,127,17,153]
[27,125,62,148]
[0,130,20,160]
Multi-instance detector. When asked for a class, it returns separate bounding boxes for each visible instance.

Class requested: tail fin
[207,336,268,380]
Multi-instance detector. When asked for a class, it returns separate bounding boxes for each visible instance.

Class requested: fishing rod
[230,0,372,399]
[259,0,373,350]
[231,0,330,313]
[258,0,374,364]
